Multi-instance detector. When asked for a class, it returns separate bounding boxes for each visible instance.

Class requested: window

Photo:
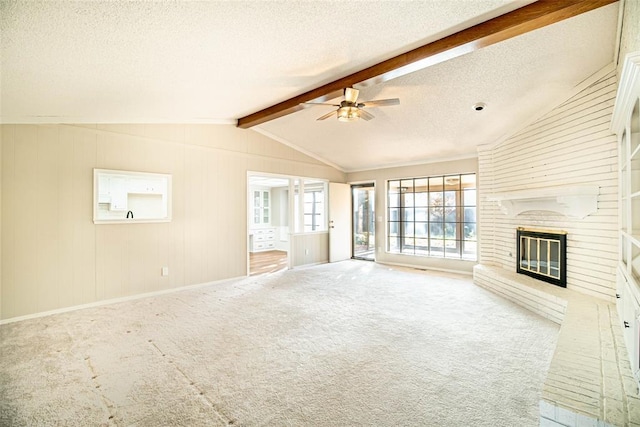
[303,180,326,232]
[387,174,476,260]
[304,189,324,232]
[293,179,327,233]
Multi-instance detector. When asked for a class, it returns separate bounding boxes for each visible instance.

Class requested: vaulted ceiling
[0,1,620,172]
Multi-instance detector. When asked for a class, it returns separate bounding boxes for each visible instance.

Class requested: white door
[329,182,351,262]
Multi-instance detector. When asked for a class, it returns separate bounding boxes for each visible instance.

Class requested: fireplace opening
[516,228,567,288]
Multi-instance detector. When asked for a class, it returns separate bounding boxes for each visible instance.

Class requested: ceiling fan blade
[358,109,375,121]
[359,98,400,108]
[303,102,340,106]
[316,110,337,121]
[344,87,359,104]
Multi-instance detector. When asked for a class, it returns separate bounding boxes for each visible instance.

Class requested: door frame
[247,172,293,276]
[247,172,334,275]
[351,182,376,261]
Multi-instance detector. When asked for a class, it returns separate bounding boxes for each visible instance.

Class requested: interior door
[329,182,351,262]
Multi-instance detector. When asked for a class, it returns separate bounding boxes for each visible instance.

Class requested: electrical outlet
[305,249,309,255]
[161,267,169,276]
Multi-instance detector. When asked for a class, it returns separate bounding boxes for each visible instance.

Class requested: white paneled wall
[0,124,344,320]
[291,233,329,267]
[478,71,618,300]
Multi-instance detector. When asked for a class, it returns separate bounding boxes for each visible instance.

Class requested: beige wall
[291,233,329,267]
[618,0,640,77]
[1,124,345,320]
[0,127,2,320]
[269,186,289,228]
[269,186,290,251]
[477,70,618,300]
[347,157,478,273]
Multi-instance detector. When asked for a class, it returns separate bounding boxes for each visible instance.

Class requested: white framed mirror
[93,169,172,224]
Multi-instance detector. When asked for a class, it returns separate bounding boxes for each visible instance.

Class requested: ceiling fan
[304,87,399,122]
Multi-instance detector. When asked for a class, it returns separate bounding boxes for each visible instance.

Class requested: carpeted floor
[0,260,559,426]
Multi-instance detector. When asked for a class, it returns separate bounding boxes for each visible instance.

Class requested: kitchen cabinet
[250,227,276,252]
[252,189,270,226]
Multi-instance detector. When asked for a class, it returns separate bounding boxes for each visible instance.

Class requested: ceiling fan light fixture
[337,106,360,122]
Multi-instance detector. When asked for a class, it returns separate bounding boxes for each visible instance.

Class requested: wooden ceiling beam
[237,0,617,129]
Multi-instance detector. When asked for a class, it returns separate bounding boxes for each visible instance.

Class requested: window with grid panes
[294,179,327,233]
[304,190,325,232]
[387,174,476,260]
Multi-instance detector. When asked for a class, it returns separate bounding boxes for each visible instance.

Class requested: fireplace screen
[516,228,567,288]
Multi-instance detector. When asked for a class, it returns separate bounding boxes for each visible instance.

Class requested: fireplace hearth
[516,228,567,288]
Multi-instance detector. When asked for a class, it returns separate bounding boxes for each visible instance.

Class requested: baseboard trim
[1,260,471,324]
[376,260,473,277]
[0,276,244,325]
[291,260,329,269]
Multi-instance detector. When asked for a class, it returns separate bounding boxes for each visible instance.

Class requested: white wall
[347,157,478,273]
[618,0,640,77]
[0,124,345,320]
[477,70,618,300]
[270,186,290,251]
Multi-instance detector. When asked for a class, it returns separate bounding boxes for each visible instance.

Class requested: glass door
[352,184,375,260]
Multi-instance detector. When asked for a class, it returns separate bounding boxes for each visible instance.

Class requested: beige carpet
[0,260,559,426]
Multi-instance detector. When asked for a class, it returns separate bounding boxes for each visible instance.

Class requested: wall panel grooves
[0,124,345,320]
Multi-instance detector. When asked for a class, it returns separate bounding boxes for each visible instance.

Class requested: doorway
[352,183,375,260]
[248,175,290,276]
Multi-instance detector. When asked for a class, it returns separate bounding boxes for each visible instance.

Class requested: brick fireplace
[472,68,636,425]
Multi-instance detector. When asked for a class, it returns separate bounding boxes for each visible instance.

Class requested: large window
[387,174,476,260]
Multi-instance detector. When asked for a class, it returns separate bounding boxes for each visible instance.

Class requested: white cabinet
[612,53,640,388]
[620,97,640,296]
[97,176,127,211]
[252,189,270,226]
[617,268,640,378]
[250,228,276,252]
[128,177,162,194]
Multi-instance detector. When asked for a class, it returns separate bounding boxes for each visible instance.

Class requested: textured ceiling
[0,1,620,172]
